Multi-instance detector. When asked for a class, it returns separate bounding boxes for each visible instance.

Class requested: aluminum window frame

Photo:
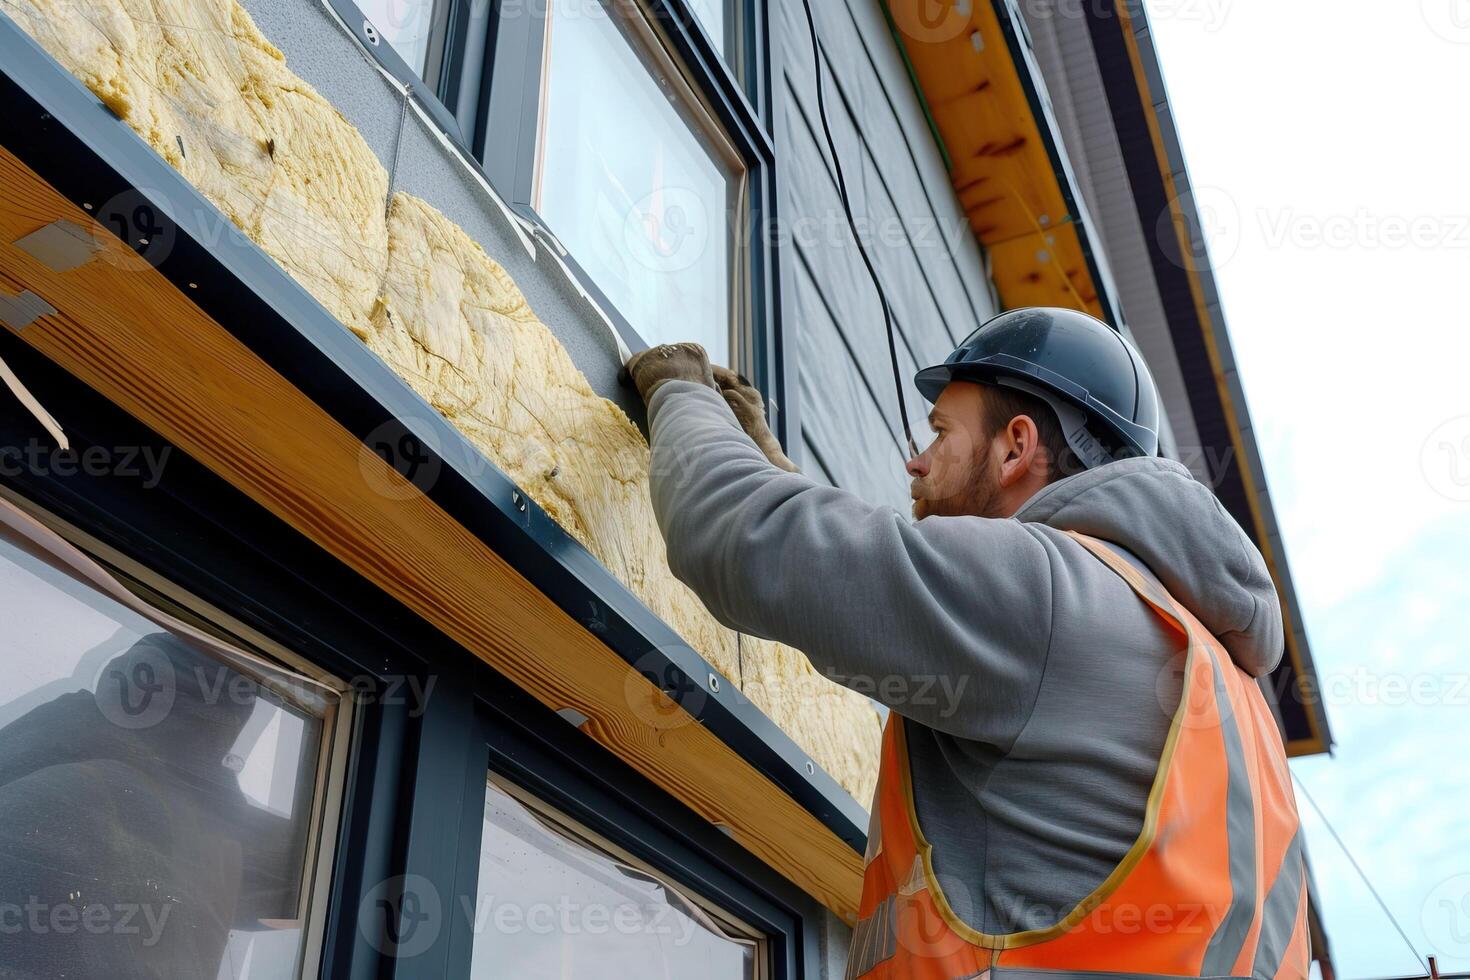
[0,488,356,980]
[437,689,824,979]
[477,0,777,387]
[470,772,773,978]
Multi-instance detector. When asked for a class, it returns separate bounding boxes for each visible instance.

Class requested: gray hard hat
[914,307,1161,469]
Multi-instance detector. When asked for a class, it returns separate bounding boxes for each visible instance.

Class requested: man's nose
[906,449,929,479]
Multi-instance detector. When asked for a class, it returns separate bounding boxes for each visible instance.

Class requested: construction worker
[626,307,1309,979]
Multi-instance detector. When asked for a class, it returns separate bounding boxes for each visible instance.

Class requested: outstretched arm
[634,359,1055,746]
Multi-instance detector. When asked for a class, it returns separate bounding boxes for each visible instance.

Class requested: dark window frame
[328,0,789,441]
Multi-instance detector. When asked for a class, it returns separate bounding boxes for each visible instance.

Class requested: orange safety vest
[848,531,1309,980]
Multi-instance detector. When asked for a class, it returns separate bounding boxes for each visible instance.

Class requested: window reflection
[0,529,330,979]
[535,0,745,365]
[469,777,760,978]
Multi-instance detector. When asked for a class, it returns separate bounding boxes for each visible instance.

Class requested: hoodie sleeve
[646,381,1054,746]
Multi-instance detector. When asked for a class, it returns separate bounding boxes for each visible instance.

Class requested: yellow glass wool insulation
[11,0,882,805]
[4,0,389,337]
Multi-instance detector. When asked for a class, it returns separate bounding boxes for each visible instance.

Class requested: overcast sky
[1141,1,1470,975]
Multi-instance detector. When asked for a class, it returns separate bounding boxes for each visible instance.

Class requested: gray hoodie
[647,381,1285,935]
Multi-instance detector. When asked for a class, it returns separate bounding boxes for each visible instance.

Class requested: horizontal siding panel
[791,256,912,509]
[782,100,930,443]
[776,0,994,343]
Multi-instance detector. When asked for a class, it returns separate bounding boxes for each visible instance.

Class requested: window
[469,775,764,978]
[533,0,746,363]
[0,509,343,979]
[341,0,778,385]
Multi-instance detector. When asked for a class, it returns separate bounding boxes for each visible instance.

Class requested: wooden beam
[885,0,1106,319]
[0,147,865,920]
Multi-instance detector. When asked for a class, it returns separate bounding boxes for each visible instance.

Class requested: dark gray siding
[774,0,999,509]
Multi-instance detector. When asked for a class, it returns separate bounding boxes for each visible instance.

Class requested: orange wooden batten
[883,0,1105,319]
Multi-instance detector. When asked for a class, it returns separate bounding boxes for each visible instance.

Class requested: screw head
[512,491,526,512]
[707,673,721,694]
[805,761,816,776]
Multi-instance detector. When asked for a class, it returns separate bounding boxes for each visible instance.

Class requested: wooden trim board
[884,0,1106,319]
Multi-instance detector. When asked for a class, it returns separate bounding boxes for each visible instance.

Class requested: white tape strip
[0,347,70,451]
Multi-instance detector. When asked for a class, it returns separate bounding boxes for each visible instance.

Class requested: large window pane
[535,0,745,365]
[0,515,337,979]
[470,776,761,978]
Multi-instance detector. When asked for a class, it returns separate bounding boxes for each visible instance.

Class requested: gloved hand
[625,342,718,402]
[712,366,800,473]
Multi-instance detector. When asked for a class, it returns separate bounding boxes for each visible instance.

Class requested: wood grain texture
[0,148,865,920]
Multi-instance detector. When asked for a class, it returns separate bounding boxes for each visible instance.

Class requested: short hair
[977,384,1087,483]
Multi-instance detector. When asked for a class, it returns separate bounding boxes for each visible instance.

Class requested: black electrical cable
[796,0,920,460]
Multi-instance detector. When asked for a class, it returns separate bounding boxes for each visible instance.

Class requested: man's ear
[997,415,1042,488]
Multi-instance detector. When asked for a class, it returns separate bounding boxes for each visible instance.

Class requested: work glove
[625,343,799,473]
[625,342,719,402]
[712,366,799,473]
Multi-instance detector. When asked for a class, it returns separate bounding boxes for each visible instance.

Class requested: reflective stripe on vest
[846,532,1308,980]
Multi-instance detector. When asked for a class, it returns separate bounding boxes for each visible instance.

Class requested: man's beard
[911,447,1003,520]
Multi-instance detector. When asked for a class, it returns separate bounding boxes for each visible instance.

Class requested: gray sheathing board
[774,0,1000,509]
[238,0,645,426]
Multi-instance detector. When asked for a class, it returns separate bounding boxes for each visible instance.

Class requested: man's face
[906,382,1004,520]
